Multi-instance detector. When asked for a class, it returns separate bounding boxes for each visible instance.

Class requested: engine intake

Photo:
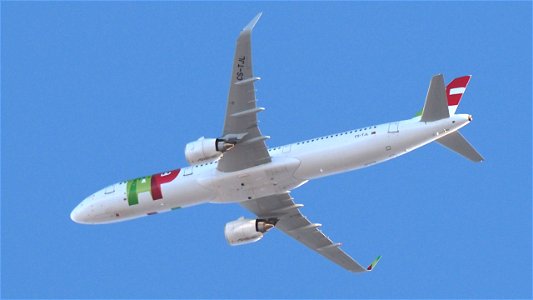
[184,137,235,165]
[224,217,277,246]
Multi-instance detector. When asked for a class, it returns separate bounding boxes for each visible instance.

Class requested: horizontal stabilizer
[421,74,450,122]
[436,131,484,162]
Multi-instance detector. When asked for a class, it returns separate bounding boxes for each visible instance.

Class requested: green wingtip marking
[367,255,382,271]
[414,109,423,117]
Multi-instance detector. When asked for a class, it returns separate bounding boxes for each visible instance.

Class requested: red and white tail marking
[446,75,471,115]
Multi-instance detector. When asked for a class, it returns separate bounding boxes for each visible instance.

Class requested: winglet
[366,255,382,271]
[243,12,262,32]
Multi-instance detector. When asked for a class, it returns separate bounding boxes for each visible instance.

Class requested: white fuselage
[70,114,471,224]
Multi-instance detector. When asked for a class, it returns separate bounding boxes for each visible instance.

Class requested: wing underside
[217,13,271,173]
[241,193,380,272]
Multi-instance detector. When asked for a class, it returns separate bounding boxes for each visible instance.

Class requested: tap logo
[126,169,180,206]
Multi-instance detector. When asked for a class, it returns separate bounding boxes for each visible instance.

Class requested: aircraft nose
[70,202,91,224]
[70,205,83,223]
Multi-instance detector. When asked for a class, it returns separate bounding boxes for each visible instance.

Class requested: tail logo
[446,75,471,106]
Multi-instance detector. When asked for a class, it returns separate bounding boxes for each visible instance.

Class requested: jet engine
[224,217,277,246]
[184,137,235,165]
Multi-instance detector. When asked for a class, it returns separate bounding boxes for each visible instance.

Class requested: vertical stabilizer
[420,74,450,122]
[446,75,471,115]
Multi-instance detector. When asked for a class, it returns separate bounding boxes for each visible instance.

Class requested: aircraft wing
[217,13,271,173]
[241,193,381,272]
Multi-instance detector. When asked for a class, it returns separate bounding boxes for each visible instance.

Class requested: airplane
[70,13,483,272]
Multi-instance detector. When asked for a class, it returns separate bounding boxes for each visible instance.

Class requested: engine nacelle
[224,217,276,246]
[184,137,234,165]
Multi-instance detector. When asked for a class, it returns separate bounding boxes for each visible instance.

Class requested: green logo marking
[126,176,151,206]
[126,169,180,206]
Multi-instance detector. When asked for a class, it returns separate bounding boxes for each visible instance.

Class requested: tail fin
[420,74,450,122]
[446,75,472,115]
[436,131,484,162]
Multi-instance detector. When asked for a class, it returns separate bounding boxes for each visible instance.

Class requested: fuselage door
[388,122,399,133]
[282,144,292,153]
[183,166,193,176]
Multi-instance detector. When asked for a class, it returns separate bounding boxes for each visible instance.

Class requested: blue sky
[2,2,531,299]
